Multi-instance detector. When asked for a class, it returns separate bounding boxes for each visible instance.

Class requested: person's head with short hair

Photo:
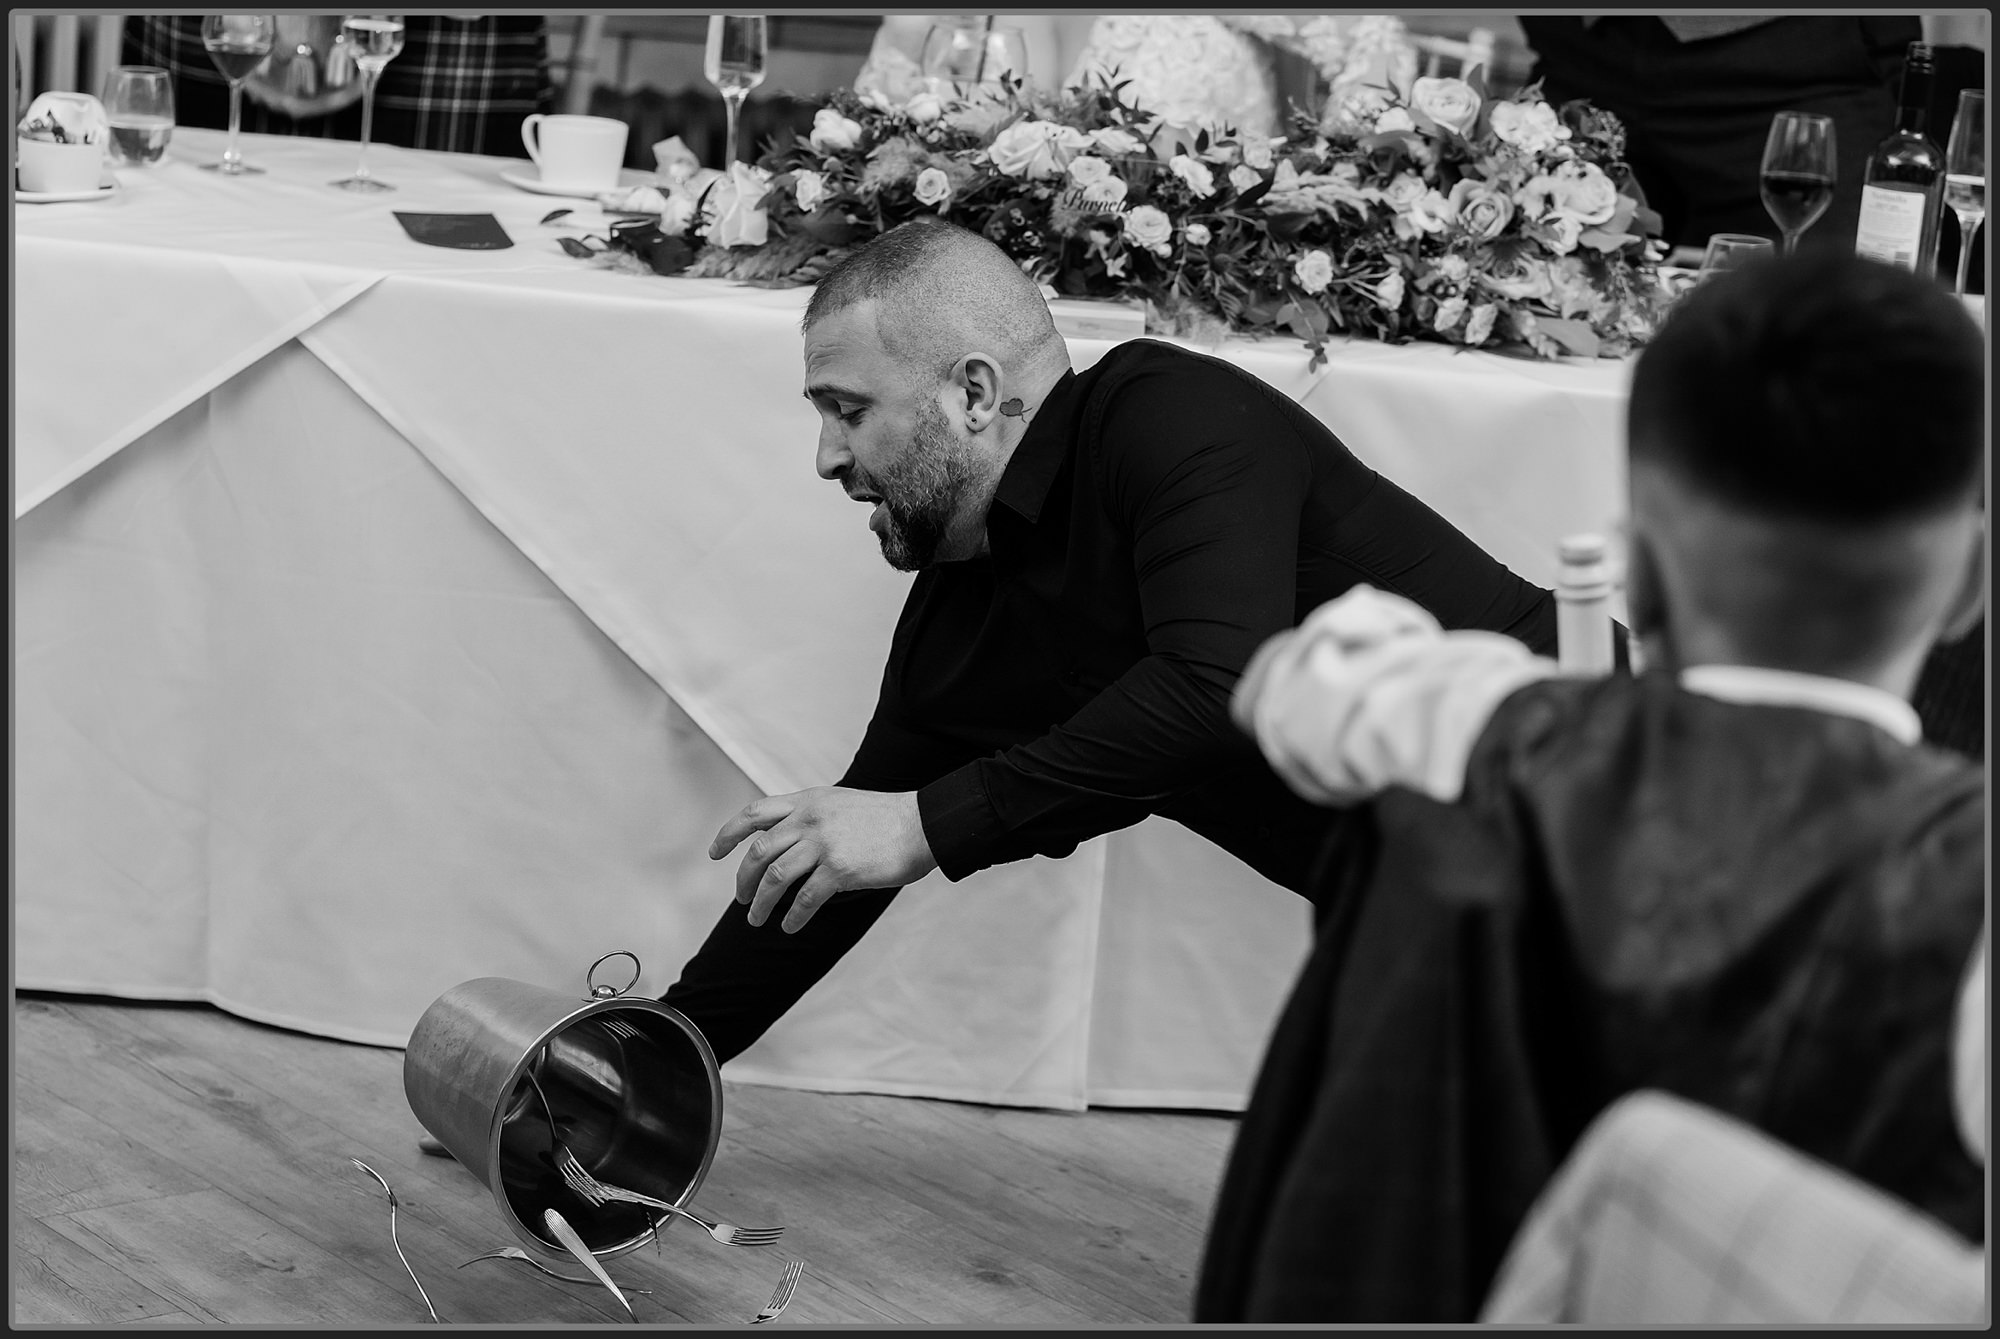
[1626,251,1986,695]
[800,218,1071,570]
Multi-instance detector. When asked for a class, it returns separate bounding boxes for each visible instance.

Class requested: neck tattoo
[999,397,1034,423]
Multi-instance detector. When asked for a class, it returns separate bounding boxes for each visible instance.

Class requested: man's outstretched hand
[708,787,938,933]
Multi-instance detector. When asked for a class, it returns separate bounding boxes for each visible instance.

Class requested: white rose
[1292,249,1335,295]
[1242,137,1275,170]
[1433,254,1471,285]
[1480,253,1554,301]
[661,167,725,234]
[808,108,865,154]
[1373,107,1416,134]
[1068,154,1113,187]
[988,119,1067,179]
[704,162,773,248]
[1228,164,1262,194]
[1407,189,1455,235]
[793,168,827,213]
[1184,222,1212,246]
[903,91,944,124]
[1433,295,1468,332]
[1489,100,1568,155]
[1170,153,1217,198]
[1090,126,1145,156]
[1410,76,1481,138]
[1080,174,1129,206]
[1123,204,1173,248]
[1542,213,1582,254]
[912,166,952,209]
[1380,172,1427,211]
[1464,303,1498,345]
[1549,160,1619,226]
[1376,271,1406,311]
[1447,179,1515,242]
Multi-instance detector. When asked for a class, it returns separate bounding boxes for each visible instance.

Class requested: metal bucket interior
[496,1002,721,1258]
[404,957,723,1263]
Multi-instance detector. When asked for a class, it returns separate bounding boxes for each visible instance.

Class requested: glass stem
[723,89,744,166]
[1782,229,1799,258]
[226,79,243,167]
[356,67,378,180]
[1954,215,1976,298]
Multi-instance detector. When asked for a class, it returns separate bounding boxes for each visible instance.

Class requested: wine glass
[705,15,768,167]
[1697,232,1775,283]
[1759,111,1837,256]
[102,66,176,167]
[920,20,1029,103]
[201,15,275,174]
[1945,89,1985,300]
[330,14,405,191]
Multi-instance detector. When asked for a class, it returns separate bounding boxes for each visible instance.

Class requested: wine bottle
[1556,534,1617,676]
[1855,41,1945,276]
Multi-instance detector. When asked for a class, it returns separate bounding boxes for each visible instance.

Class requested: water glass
[330,14,405,191]
[102,66,175,167]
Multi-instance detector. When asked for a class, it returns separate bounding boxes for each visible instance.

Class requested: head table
[16,126,1632,1110]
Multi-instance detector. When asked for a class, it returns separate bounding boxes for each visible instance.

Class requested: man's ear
[950,353,1005,432]
[1939,511,1987,644]
[1624,530,1677,673]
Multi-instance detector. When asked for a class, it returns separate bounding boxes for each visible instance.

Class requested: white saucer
[498,168,621,200]
[15,179,118,204]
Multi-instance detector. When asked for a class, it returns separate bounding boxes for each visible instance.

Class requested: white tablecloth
[16,127,1633,1110]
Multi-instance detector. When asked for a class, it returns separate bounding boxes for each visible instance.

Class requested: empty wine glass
[705,15,768,167]
[1759,111,1837,256]
[330,14,404,191]
[201,15,274,174]
[1945,89,1985,300]
[921,20,1028,103]
[102,65,175,167]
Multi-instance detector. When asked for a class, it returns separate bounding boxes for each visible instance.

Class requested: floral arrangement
[567,69,1670,365]
[18,91,108,145]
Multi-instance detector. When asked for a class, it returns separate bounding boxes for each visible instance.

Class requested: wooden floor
[13,994,1239,1326]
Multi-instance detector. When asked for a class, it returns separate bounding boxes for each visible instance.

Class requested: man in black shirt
[663,219,1560,1062]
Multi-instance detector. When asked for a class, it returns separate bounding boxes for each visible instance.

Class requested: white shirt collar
[1678,664,1924,746]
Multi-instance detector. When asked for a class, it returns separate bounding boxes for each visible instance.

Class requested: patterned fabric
[122,15,552,158]
[1581,16,1779,42]
[1480,1090,1986,1323]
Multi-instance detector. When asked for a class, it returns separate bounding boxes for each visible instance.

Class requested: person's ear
[1939,510,1987,644]
[1625,530,1677,673]
[949,353,1005,432]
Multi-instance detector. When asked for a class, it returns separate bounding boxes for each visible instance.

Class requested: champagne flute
[102,65,176,167]
[1759,111,1837,256]
[330,14,405,191]
[201,15,275,174]
[705,15,768,167]
[920,20,1029,103]
[1945,89,1985,300]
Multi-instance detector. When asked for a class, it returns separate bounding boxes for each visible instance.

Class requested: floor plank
[13,995,1238,1325]
[11,1216,190,1325]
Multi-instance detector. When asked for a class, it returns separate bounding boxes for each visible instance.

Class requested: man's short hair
[803,218,1062,383]
[1630,252,1985,522]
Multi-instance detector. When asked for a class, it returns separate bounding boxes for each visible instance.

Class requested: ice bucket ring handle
[585,950,643,1000]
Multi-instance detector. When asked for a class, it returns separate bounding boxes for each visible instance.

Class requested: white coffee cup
[17,135,107,193]
[520,113,628,193]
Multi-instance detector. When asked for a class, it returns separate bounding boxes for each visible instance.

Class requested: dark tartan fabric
[123,15,552,158]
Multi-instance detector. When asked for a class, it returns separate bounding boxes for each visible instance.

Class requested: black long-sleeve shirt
[664,339,1559,1061]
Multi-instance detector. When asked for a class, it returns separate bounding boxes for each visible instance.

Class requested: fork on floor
[554,1149,786,1249]
[750,1259,806,1324]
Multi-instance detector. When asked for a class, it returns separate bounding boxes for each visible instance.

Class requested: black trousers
[1519,16,1918,254]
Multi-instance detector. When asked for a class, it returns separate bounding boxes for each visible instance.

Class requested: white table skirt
[16,128,1632,1110]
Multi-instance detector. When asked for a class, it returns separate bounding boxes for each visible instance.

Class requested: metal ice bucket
[403,952,722,1263]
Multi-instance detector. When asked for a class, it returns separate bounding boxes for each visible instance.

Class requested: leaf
[557,236,598,260]
[543,1208,631,1319]
[1577,228,1637,254]
[540,208,575,225]
[1534,316,1602,358]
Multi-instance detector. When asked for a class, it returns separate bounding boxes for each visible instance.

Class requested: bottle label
[1855,184,1927,270]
